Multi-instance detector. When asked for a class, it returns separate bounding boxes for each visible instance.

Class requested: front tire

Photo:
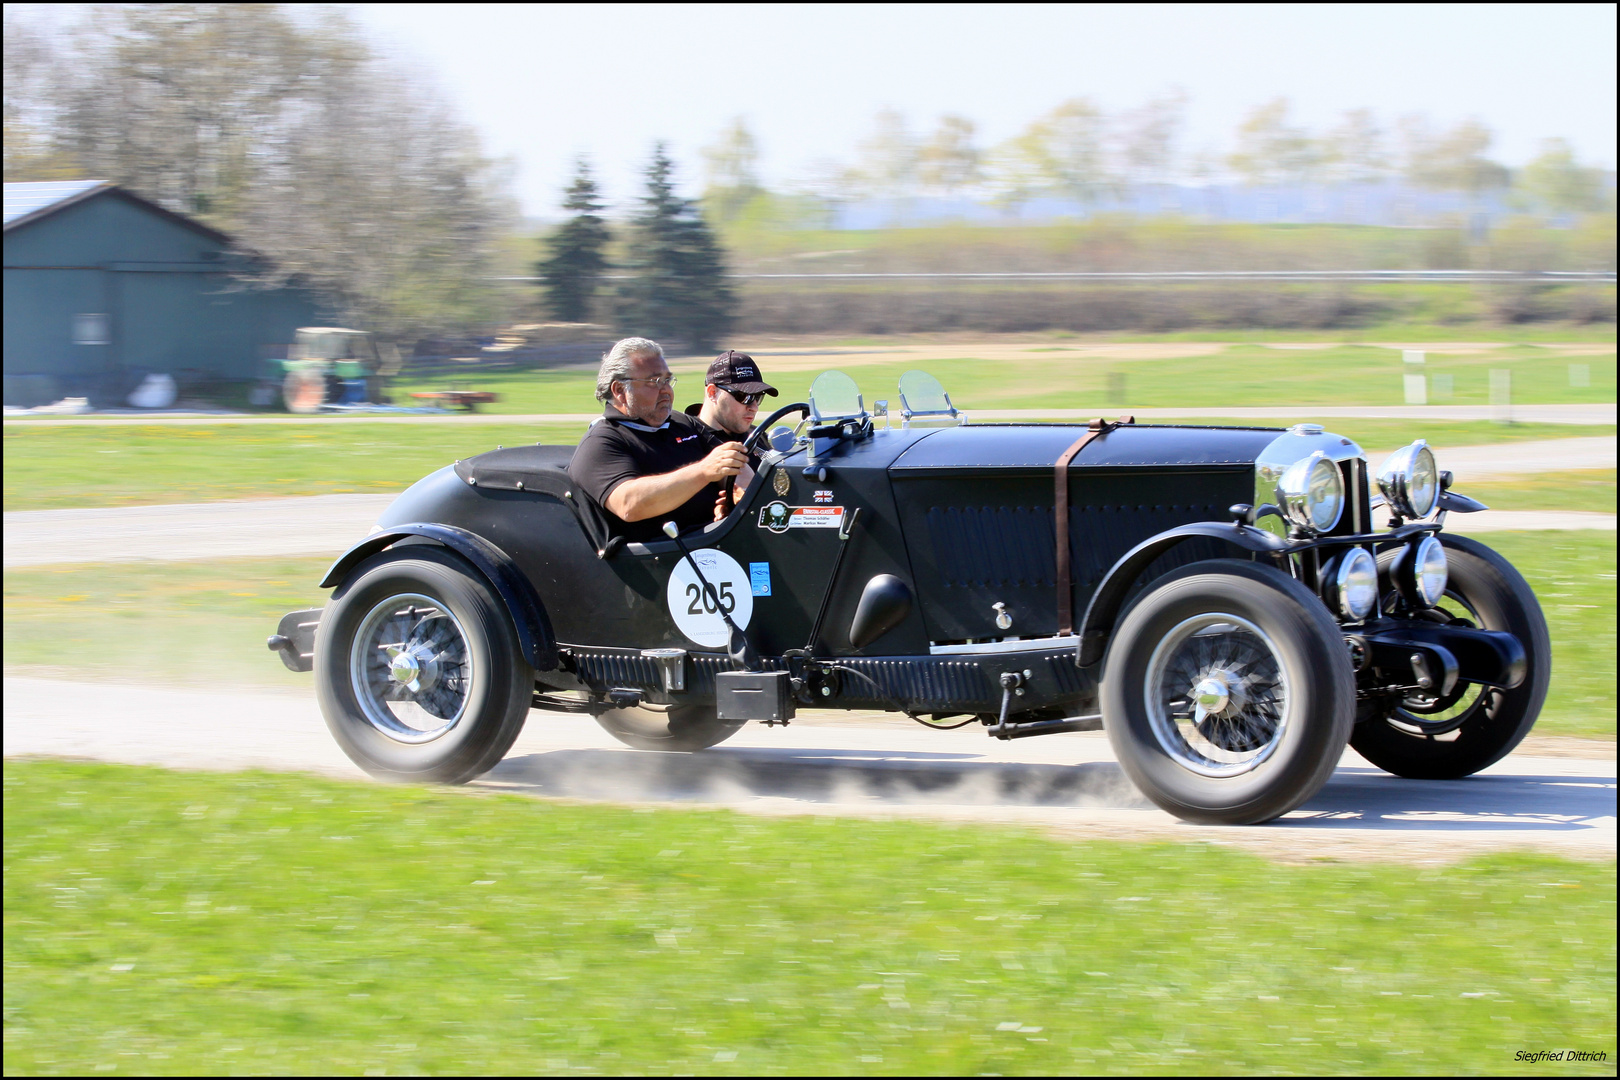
[1351,533,1550,779]
[594,705,744,752]
[316,546,531,783]
[1101,559,1355,825]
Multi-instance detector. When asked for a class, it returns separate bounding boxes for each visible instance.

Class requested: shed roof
[3,180,108,226]
[3,180,232,245]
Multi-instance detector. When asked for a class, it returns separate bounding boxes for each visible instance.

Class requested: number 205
[685,581,735,616]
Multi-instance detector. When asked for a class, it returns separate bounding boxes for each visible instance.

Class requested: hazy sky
[11,3,1617,216]
[349,3,1617,217]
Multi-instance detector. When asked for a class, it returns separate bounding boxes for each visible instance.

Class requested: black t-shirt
[567,405,724,542]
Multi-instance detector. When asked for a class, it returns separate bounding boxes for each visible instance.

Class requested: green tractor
[277,328,400,413]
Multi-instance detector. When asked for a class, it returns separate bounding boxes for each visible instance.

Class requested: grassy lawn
[3,415,1611,512]
[2,422,588,511]
[1466,470,1616,513]
[5,530,1613,738]
[4,759,1614,1076]
[1471,532,1617,737]
[2,556,333,691]
[382,341,1616,416]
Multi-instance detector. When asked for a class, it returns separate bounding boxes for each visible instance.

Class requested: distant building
[3,180,325,407]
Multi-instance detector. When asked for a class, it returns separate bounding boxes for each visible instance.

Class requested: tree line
[700,99,1614,223]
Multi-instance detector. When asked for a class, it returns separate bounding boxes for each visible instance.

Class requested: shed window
[73,313,110,345]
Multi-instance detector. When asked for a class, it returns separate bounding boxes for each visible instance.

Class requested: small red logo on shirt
[676,434,698,444]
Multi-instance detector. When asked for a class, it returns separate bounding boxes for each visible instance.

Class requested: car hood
[888,422,1286,474]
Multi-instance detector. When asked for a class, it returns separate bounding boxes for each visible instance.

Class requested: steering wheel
[743,401,810,454]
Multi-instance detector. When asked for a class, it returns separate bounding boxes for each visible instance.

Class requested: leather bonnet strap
[1054,416,1134,635]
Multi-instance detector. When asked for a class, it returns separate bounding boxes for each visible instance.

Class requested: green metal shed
[3,181,325,407]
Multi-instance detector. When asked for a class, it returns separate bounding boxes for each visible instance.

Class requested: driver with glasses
[568,337,753,542]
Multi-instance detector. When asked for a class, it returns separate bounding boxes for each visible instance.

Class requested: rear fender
[1076,521,1290,667]
[320,523,558,671]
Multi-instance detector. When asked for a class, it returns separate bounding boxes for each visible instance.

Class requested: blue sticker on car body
[750,562,771,596]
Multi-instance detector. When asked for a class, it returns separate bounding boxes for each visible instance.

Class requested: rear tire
[1101,559,1355,825]
[1351,533,1550,779]
[316,546,531,783]
[594,705,744,752]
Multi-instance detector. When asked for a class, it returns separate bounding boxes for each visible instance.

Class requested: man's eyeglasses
[723,388,765,407]
[623,375,677,390]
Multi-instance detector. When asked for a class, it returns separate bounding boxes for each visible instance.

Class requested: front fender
[320,523,558,672]
[1075,521,1290,667]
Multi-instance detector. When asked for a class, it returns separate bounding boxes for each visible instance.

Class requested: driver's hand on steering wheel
[698,443,749,483]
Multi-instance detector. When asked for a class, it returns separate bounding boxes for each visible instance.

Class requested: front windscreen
[809,369,864,421]
[897,370,953,415]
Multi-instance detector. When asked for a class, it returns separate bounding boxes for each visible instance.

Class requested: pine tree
[619,145,735,352]
[537,158,610,323]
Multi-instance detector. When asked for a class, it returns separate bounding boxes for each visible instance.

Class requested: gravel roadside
[4,675,1613,865]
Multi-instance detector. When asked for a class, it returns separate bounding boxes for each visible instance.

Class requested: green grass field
[3,417,1611,512]
[381,341,1616,416]
[1467,470,1616,513]
[4,760,1614,1076]
[6,529,1613,737]
[1,422,588,511]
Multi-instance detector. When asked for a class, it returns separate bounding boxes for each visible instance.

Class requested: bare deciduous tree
[1117,90,1186,188]
[916,115,982,198]
[1399,115,1510,196]
[1513,138,1613,218]
[1228,98,1320,187]
[1322,108,1390,186]
[853,108,919,214]
[701,117,764,222]
[4,5,512,337]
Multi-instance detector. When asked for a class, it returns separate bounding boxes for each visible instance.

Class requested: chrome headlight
[1377,440,1440,519]
[1276,451,1345,533]
[1325,547,1378,621]
[1393,535,1449,608]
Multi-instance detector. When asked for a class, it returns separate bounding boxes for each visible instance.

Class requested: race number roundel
[665,549,754,648]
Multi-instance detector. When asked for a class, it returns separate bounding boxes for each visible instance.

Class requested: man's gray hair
[595,337,664,401]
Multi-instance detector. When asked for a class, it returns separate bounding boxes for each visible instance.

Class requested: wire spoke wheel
[1145,614,1290,777]
[1353,533,1551,779]
[1102,559,1354,825]
[349,593,473,744]
[1385,590,1491,737]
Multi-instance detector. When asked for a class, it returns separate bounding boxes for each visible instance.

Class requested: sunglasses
[722,388,765,407]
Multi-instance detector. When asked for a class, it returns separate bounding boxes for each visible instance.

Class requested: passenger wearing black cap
[683,350,779,512]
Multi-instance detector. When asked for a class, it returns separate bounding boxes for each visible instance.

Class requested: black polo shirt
[567,404,724,542]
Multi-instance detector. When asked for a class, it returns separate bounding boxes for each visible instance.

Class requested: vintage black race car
[270,370,1548,825]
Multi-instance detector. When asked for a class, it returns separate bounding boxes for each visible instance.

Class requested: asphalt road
[4,438,1614,567]
[5,433,1612,860]
[3,675,1612,864]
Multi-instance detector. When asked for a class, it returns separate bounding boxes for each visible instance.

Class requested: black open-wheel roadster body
[271,370,1548,825]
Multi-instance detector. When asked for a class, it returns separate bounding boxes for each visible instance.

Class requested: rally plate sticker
[665,549,753,648]
[758,501,845,534]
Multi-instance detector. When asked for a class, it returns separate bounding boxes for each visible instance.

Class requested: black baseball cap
[706,351,778,396]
